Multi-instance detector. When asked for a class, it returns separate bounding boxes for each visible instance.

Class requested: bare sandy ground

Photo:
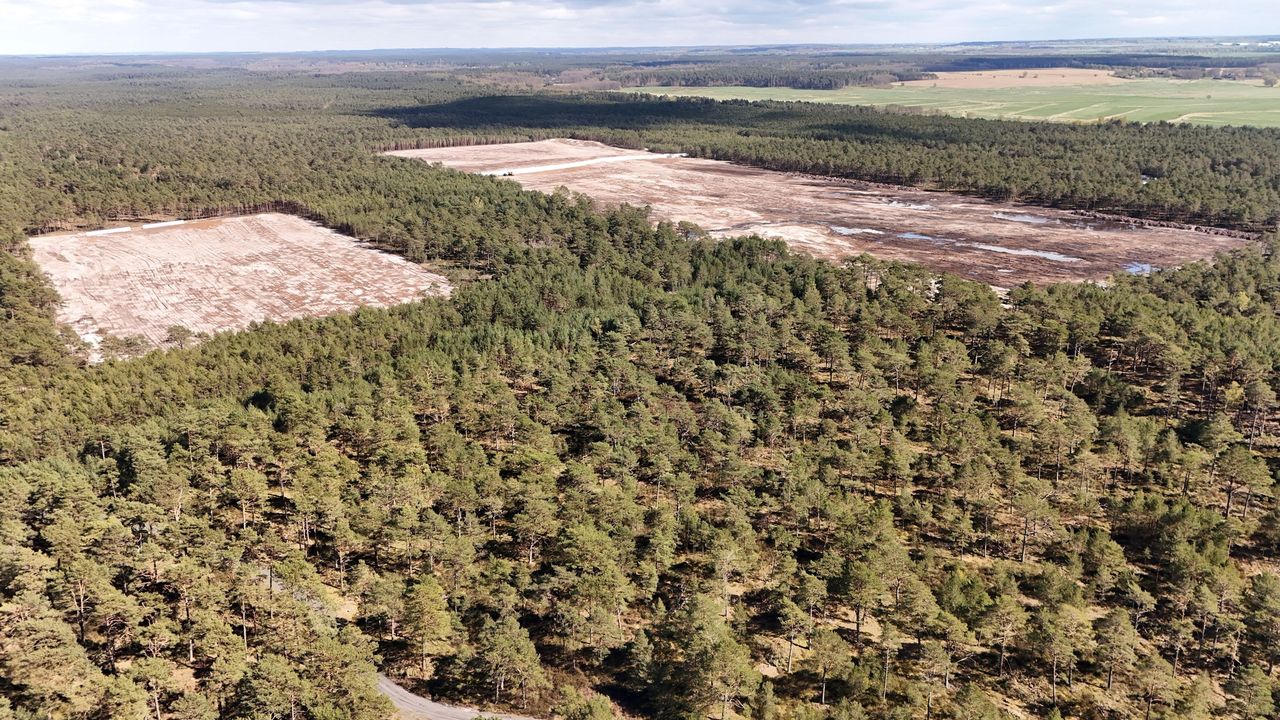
[474,152,686,177]
[389,139,1249,288]
[29,213,451,356]
[387,139,647,174]
[900,68,1129,88]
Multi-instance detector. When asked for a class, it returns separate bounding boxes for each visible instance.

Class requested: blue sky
[0,0,1275,55]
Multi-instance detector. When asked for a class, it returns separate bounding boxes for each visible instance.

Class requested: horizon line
[3,33,1280,60]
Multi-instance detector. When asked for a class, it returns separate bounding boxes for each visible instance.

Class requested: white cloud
[0,0,1274,54]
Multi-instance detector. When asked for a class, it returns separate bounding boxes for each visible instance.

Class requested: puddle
[1077,219,1141,233]
[831,226,885,236]
[897,231,1082,263]
[1125,262,1156,274]
[993,212,1052,225]
[887,200,935,210]
[964,243,1082,263]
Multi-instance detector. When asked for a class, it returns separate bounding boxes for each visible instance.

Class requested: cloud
[0,0,1274,54]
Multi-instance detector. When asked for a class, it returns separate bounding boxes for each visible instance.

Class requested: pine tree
[807,628,850,705]
[1094,608,1138,691]
[403,575,453,676]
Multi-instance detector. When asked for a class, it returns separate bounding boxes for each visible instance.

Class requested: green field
[626,78,1280,128]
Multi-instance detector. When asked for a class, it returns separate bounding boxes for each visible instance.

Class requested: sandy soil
[387,139,647,174]
[390,139,1249,289]
[900,68,1129,88]
[29,213,451,356]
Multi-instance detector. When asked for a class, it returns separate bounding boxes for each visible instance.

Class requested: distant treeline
[9,46,1277,94]
[381,93,1280,231]
[608,54,1278,91]
[917,53,1272,72]
[614,66,932,90]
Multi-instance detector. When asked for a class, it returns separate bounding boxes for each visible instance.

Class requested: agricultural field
[28,213,451,358]
[390,139,1251,289]
[626,72,1280,127]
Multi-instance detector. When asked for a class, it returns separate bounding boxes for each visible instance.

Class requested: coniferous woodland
[611,66,931,89]
[6,64,1280,720]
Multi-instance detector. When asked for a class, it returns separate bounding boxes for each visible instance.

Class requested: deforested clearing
[385,138,665,175]
[390,139,1251,289]
[29,213,451,355]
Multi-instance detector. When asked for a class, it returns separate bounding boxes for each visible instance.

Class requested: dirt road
[377,675,540,720]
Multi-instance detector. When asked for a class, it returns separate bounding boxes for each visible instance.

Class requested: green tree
[477,614,548,707]
[651,595,759,720]
[1133,652,1175,720]
[1030,605,1087,704]
[952,684,1006,720]
[1172,672,1217,720]
[777,597,808,673]
[553,686,616,720]
[236,654,311,720]
[403,575,453,676]
[919,639,950,718]
[979,593,1027,677]
[0,609,105,717]
[878,623,903,704]
[1093,608,1138,691]
[1217,445,1268,519]
[130,657,180,720]
[750,680,778,720]
[1229,664,1275,720]
[806,628,850,705]
[1242,571,1280,672]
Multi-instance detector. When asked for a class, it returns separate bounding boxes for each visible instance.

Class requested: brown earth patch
[387,138,651,174]
[389,139,1251,289]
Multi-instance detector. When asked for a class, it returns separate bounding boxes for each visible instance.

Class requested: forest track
[377,674,541,720]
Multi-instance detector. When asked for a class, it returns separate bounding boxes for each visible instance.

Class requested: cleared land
[388,141,686,177]
[627,76,1280,127]
[390,139,651,174]
[29,213,451,355]
[390,139,1249,289]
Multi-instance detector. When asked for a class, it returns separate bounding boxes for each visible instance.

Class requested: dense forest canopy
[4,59,1280,720]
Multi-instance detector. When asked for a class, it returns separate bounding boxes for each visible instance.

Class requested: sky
[0,0,1275,55]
